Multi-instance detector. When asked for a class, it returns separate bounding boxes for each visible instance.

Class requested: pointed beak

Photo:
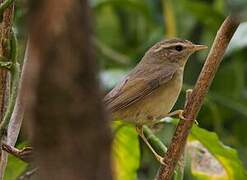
[192,44,208,51]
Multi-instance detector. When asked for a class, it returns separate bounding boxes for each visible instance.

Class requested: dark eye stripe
[153,43,185,53]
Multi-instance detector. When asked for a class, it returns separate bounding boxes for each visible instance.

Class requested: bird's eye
[175,45,183,52]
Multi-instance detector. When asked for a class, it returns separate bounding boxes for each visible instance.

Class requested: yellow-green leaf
[4,155,28,180]
[112,121,140,180]
[188,125,247,180]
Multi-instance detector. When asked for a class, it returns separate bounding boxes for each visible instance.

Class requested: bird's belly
[113,74,183,125]
[143,83,181,116]
[136,78,182,123]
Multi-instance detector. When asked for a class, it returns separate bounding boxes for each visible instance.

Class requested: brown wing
[104,64,178,112]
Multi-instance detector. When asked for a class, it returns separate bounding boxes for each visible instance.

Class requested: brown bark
[0,2,15,179]
[26,0,112,179]
[156,16,240,179]
[0,0,14,124]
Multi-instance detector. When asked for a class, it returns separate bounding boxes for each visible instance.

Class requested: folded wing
[104,64,178,112]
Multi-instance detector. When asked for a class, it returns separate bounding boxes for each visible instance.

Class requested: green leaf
[188,125,247,180]
[4,155,28,180]
[112,121,140,180]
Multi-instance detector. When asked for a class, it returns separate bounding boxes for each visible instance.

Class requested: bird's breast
[137,70,183,121]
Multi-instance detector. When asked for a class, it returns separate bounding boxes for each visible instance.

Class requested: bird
[104,38,207,163]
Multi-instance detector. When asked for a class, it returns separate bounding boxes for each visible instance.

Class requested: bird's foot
[154,154,165,165]
[176,110,199,124]
[163,110,198,124]
[164,109,185,119]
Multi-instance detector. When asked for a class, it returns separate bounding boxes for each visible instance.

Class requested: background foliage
[4,0,247,179]
[92,0,247,179]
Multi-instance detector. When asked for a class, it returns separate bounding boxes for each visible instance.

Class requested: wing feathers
[104,64,177,112]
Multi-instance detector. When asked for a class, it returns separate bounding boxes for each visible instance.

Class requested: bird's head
[146,38,208,67]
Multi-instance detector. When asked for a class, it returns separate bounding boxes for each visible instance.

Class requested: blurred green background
[5,0,247,179]
[91,0,247,179]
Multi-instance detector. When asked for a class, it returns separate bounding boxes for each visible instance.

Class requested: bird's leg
[158,109,186,120]
[136,125,164,165]
[166,109,185,120]
[161,110,198,124]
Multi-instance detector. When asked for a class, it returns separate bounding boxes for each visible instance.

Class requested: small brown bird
[104,38,207,163]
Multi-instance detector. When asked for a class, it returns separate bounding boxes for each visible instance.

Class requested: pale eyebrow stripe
[153,43,184,53]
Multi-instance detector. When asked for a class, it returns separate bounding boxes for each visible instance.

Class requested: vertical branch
[0,1,15,179]
[0,0,14,121]
[156,15,240,180]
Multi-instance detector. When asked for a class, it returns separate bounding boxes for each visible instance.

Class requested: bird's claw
[156,155,165,165]
[178,110,199,124]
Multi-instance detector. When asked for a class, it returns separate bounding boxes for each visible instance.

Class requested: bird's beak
[192,44,208,51]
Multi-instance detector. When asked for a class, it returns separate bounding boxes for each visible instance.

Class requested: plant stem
[143,125,167,155]
[0,0,15,178]
[0,30,19,138]
[7,39,29,146]
[0,0,14,15]
[162,0,176,37]
[156,15,240,180]
[0,62,20,137]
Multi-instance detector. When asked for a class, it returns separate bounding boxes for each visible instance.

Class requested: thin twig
[18,168,38,180]
[2,143,33,163]
[156,15,240,179]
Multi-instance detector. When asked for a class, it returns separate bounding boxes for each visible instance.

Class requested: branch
[0,0,15,15]
[0,1,15,178]
[156,15,240,179]
[2,143,33,163]
[18,168,38,180]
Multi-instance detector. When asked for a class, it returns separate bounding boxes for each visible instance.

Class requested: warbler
[104,38,207,163]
